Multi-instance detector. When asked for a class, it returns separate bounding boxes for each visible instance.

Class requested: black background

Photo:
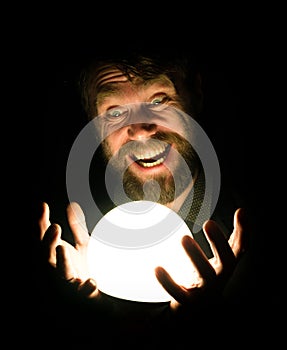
[11,9,279,346]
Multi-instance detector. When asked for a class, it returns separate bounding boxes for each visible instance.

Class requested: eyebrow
[96,76,175,107]
[96,83,129,107]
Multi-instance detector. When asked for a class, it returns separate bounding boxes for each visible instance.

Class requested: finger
[181,235,216,283]
[56,244,76,280]
[203,220,236,271]
[38,202,51,240]
[228,208,249,258]
[78,278,99,298]
[66,202,90,249]
[155,266,193,304]
[42,223,62,266]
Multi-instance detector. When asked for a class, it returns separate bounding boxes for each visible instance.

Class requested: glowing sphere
[87,201,197,302]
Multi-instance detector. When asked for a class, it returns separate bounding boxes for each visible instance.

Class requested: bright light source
[87,201,198,302]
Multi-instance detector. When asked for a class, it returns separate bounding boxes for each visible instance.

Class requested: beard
[101,131,201,205]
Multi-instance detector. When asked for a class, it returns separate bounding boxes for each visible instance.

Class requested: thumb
[228,208,249,258]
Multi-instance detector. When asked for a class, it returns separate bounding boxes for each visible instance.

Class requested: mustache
[116,131,186,158]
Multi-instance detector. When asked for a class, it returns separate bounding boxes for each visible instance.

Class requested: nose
[128,123,157,140]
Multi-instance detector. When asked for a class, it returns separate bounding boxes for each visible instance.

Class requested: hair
[78,47,203,119]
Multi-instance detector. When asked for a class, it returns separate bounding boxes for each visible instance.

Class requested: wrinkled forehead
[93,64,130,90]
[90,63,177,117]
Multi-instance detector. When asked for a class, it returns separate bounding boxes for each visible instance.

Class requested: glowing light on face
[87,201,198,302]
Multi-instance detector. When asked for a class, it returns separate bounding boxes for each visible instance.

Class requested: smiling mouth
[130,144,171,168]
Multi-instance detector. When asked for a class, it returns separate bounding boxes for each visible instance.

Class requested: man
[36,48,250,344]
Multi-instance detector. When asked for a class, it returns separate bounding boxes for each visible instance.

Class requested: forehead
[94,65,130,88]
[95,66,175,105]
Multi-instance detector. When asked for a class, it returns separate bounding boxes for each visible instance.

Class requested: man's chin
[123,178,176,204]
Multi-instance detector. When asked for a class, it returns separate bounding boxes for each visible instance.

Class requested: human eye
[149,95,170,111]
[105,106,128,119]
[150,95,169,105]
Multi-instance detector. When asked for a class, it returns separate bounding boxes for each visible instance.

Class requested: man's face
[95,70,200,205]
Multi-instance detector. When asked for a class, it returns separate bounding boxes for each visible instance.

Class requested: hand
[38,201,99,298]
[155,208,248,312]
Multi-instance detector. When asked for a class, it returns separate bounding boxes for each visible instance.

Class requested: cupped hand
[155,207,248,311]
[38,201,99,298]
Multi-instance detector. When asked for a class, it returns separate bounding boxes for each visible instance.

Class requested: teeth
[131,143,170,168]
[137,157,165,167]
[132,144,167,160]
